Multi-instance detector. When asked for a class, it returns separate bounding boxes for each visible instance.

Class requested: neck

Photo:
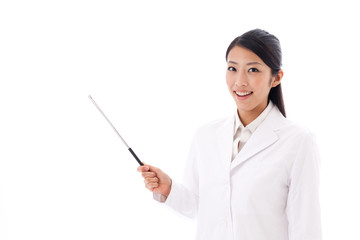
[237,103,268,127]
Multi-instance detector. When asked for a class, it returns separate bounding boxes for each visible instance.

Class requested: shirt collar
[234,101,274,135]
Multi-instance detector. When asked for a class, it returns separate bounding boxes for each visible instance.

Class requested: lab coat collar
[231,105,286,170]
[234,101,275,135]
[216,105,286,171]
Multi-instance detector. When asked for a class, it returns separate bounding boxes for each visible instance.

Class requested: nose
[235,71,248,87]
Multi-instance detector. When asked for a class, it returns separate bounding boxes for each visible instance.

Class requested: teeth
[235,91,252,96]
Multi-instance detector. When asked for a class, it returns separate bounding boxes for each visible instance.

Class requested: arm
[286,132,322,240]
[137,133,200,219]
[137,164,199,220]
[164,135,199,219]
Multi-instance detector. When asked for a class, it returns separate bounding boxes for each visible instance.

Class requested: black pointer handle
[128,148,144,166]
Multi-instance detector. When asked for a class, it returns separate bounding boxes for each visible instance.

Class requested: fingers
[144,177,160,191]
[137,164,156,178]
[142,171,155,178]
[137,164,169,193]
[145,182,159,191]
[137,165,150,172]
[137,164,158,191]
[144,177,159,184]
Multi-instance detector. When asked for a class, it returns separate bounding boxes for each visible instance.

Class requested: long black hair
[225,29,286,117]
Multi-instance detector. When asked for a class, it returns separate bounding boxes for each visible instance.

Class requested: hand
[137,164,172,197]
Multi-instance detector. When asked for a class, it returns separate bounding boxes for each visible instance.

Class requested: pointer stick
[89,95,167,202]
[88,95,144,166]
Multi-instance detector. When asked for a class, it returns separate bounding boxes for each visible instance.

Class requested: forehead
[227,46,264,64]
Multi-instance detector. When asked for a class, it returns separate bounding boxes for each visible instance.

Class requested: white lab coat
[164,105,322,240]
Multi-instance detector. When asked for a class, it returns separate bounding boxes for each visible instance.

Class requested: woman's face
[226,46,283,124]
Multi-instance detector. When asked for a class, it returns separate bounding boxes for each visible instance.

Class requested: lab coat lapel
[216,116,235,168]
[230,107,285,170]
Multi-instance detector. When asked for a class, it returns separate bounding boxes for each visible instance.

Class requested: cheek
[225,74,234,89]
[251,77,270,91]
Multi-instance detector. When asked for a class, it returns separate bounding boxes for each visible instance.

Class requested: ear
[271,69,284,88]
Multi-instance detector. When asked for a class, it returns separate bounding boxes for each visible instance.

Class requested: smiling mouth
[235,91,253,97]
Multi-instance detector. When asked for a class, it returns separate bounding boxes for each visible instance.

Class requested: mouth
[234,91,253,97]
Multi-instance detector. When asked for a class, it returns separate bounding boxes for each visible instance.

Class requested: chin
[238,99,262,111]
[235,103,253,112]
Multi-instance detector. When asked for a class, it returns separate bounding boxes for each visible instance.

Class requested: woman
[138,29,322,240]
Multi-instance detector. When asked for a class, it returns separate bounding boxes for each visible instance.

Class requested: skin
[137,164,172,197]
[138,46,284,198]
[226,46,283,126]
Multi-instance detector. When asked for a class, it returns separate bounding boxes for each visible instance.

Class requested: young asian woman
[138,29,322,240]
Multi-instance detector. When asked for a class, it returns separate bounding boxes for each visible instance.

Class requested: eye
[248,68,259,73]
[228,66,236,72]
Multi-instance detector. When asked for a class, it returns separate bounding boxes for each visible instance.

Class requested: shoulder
[280,117,316,140]
[196,115,233,133]
[275,117,319,158]
[266,106,316,140]
[191,114,233,141]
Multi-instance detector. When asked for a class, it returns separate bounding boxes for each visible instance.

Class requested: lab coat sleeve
[159,132,200,219]
[286,132,322,240]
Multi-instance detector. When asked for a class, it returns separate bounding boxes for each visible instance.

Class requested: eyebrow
[228,60,263,66]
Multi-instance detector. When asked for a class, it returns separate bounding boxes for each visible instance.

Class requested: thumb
[144,164,162,175]
[147,165,159,173]
[142,163,158,173]
[137,163,150,172]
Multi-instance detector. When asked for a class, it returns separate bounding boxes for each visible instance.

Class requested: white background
[1,0,359,239]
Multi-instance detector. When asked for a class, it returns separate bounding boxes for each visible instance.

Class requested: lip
[234,90,253,101]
